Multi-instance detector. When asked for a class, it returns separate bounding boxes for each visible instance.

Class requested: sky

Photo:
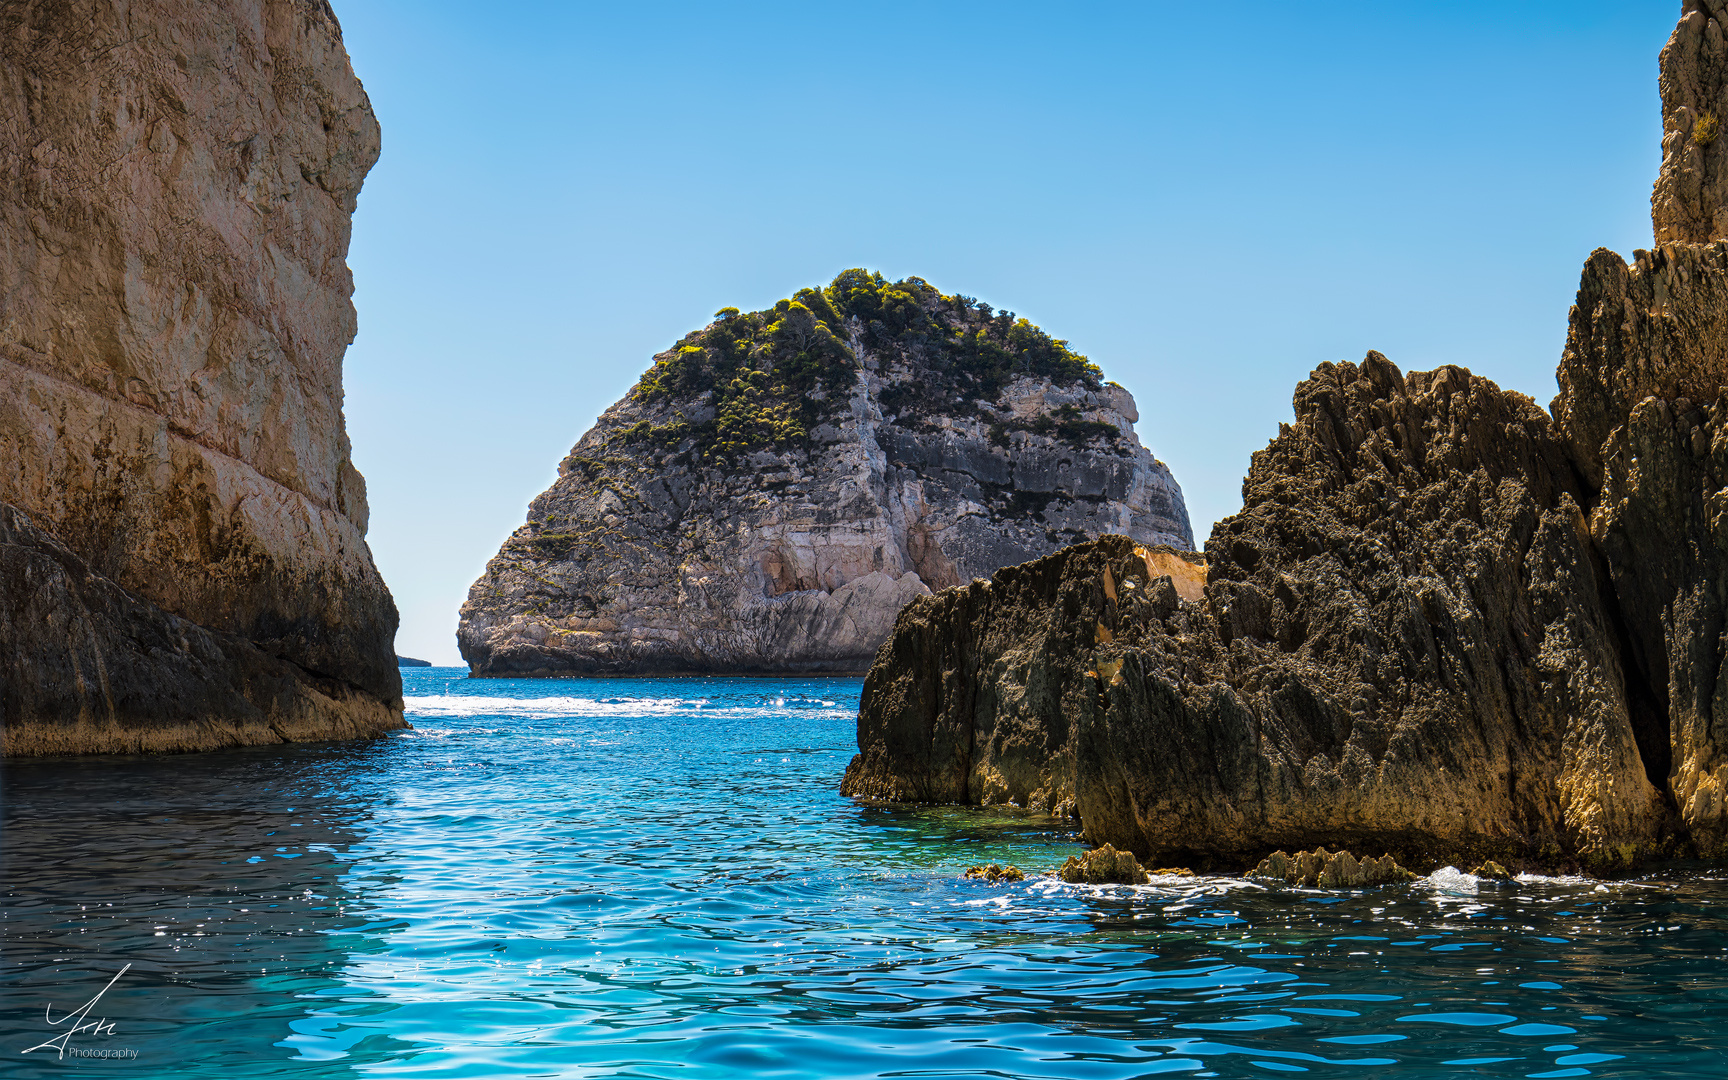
[335,0,1678,666]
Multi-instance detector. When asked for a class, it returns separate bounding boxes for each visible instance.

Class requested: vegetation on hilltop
[624,269,1106,462]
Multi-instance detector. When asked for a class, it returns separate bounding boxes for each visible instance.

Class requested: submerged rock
[458,271,1191,677]
[1058,844,1150,885]
[964,863,1025,883]
[0,0,404,754]
[1470,861,1514,882]
[1250,849,1417,889]
[842,4,1728,870]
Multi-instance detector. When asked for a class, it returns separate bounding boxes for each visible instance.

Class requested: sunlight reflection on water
[3,669,1725,1078]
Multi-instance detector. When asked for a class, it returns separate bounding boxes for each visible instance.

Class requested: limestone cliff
[459,270,1192,676]
[0,0,404,754]
[844,3,1728,871]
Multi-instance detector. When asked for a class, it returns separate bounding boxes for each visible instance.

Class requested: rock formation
[1058,844,1149,885]
[459,270,1191,676]
[1249,849,1416,889]
[963,863,1025,883]
[0,0,404,754]
[1654,0,1728,244]
[843,4,1728,871]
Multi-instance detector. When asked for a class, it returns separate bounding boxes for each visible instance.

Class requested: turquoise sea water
[3,669,1726,1079]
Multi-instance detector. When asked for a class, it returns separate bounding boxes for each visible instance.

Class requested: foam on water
[3,668,1725,1079]
[403,692,847,720]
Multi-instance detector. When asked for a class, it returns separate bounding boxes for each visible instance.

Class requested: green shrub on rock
[626,269,1105,465]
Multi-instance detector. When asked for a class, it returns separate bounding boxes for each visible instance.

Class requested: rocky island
[844,2,1728,873]
[0,0,405,754]
[459,271,1192,676]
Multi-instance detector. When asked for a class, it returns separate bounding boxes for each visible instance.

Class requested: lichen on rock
[459,270,1192,676]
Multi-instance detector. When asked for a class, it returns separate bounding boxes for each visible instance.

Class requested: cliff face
[1654,0,1728,244]
[845,358,1670,871]
[0,0,404,754]
[459,271,1192,676]
[844,4,1728,870]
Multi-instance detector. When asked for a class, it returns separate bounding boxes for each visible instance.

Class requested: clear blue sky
[337,0,1676,665]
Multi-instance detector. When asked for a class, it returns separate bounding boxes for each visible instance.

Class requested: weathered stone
[0,0,404,753]
[964,863,1025,883]
[842,356,1672,871]
[1058,843,1149,885]
[1250,849,1417,889]
[1470,861,1514,882]
[1653,0,1728,243]
[459,274,1191,676]
[1,505,400,755]
[843,4,1728,873]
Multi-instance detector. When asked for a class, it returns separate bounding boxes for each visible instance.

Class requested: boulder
[1058,844,1150,885]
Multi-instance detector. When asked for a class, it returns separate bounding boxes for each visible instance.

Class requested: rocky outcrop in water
[0,0,404,754]
[842,4,1728,871]
[964,863,1025,883]
[459,271,1191,676]
[1250,849,1416,889]
[1058,844,1149,885]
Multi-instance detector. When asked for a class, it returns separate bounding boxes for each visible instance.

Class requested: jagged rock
[1470,861,1514,882]
[1653,0,1728,243]
[1558,242,1728,857]
[844,357,1667,869]
[459,271,1192,676]
[842,4,1728,871]
[1058,844,1149,885]
[964,863,1024,883]
[1250,849,1416,889]
[0,0,404,753]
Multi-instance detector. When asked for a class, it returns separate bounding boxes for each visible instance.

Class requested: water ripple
[3,671,1726,1077]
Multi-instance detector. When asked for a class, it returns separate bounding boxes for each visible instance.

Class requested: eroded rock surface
[1058,844,1149,885]
[1250,849,1416,889]
[0,0,404,753]
[459,271,1191,676]
[843,2,1728,872]
[1654,0,1728,243]
[844,359,1674,871]
[1,506,399,754]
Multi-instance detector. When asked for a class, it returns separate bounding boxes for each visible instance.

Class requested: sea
[2,668,1724,1078]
